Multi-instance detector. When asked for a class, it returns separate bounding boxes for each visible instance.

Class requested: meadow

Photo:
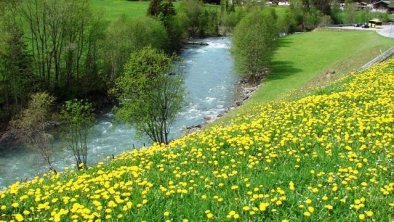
[90,0,219,21]
[0,58,393,221]
[214,29,394,125]
[90,0,153,20]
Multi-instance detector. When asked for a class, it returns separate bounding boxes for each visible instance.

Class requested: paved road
[326,24,394,38]
[376,24,394,38]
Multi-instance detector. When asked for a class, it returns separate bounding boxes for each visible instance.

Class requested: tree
[0,22,33,110]
[61,99,94,170]
[148,0,187,51]
[232,8,278,83]
[160,0,177,18]
[11,92,57,173]
[112,47,185,144]
[289,0,322,31]
[311,0,331,15]
[148,0,162,16]
[344,0,356,24]
[330,0,342,24]
[20,0,106,97]
[104,16,169,84]
[0,0,33,118]
[180,0,204,36]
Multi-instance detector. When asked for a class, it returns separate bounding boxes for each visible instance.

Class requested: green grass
[216,29,394,124]
[90,0,151,20]
[90,0,220,21]
[389,14,394,21]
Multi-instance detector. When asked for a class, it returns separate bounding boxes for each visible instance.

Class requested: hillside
[0,58,393,221]
[215,29,394,126]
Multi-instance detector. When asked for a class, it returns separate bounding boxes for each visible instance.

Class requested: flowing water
[0,37,238,189]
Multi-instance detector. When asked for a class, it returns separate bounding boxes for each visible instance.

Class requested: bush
[232,8,278,83]
[220,8,245,34]
[112,47,185,144]
[198,9,219,36]
[319,15,333,27]
[104,16,169,83]
[61,99,94,170]
[276,8,298,33]
[10,92,57,173]
[180,0,219,37]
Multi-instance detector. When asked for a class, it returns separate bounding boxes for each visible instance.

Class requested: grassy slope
[216,29,394,124]
[1,59,393,221]
[260,29,393,102]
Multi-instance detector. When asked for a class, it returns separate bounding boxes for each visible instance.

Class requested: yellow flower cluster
[0,59,393,221]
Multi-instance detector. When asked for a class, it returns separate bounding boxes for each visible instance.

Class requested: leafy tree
[11,92,57,173]
[220,7,244,34]
[180,0,204,36]
[312,0,331,15]
[160,0,177,18]
[61,99,94,170]
[232,8,278,83]
[158,0,188,51]
[277,8,298,33]
[112,47,185,144]
[0,24,33,109]
[148,0,162,16]
[330,0,342,24]
[344,0,356,24]
[289,0,322,31]
[161,14,188,51]
[0,1,33,119]
[104,16,169,84]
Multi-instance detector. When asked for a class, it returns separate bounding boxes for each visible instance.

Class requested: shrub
[104,16,169,83]
[112,47,185,144]
[61,99,94,170]
[232,8,278,83]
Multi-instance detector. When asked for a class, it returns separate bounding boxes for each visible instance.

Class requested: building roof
[372,0,390,5]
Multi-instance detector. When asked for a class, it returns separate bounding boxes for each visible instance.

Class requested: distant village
[267,0,394,14]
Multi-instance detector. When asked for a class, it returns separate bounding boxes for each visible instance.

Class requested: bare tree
[19,0,105,95]
[11,92,57,173]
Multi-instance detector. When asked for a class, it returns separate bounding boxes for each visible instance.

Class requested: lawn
[90,0,151,20]
[215,29,394,124]
[90,0,220,21]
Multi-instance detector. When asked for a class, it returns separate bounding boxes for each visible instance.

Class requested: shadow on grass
[264,37,302,81]
[275,37,293,48]
[267,60,303,81]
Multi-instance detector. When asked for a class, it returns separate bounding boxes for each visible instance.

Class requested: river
[0,37,238,189]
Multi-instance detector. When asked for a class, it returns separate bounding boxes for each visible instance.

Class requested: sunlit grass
[215,29,394,125]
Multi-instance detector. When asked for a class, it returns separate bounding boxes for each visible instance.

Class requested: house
[388,4,394,13]
[356,1,369,10]
[371,0,391,13]
[368,19,383,27]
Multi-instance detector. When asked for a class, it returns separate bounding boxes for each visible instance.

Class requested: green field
[90,0,151,20]
[90,0,220,21]
[216,29,394,124]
